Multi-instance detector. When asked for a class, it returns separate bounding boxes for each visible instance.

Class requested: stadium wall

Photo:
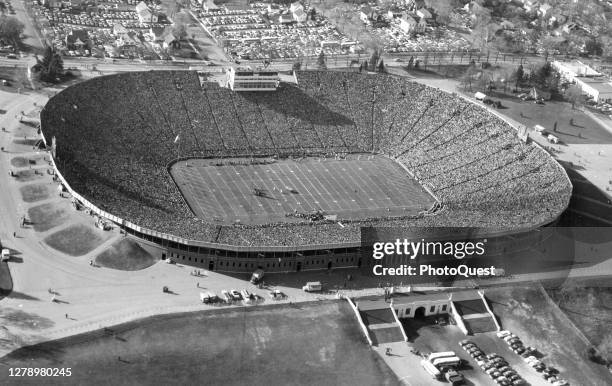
[41,137,563,274]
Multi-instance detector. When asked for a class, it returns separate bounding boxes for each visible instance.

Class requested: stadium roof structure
[40,71,572,250]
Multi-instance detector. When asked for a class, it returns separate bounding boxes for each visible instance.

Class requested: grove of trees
[0,15,24,47]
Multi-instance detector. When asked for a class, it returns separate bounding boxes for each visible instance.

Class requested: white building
[293,8,307,23]
[574,77,612,103]
[135,2,157,24]
[399,14,426,34]
[289,1,303,13]
[416,8,432,21]
[226,68,280,91]
[552,60,601,83]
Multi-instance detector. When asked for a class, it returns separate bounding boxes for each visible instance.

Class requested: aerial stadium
[39,70,572,273]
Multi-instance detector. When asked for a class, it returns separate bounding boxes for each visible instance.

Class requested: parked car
[221,290,232,302]
[241,289,253,301]
[497,330,512,338]
[230,289,242,300]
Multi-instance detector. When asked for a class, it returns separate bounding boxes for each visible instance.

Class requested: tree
[172,22,188,41]
[564,84,583,110]
[0,15,25,47]
[425,0,453,25]
[377,59,386,73]
[512,64,524,90]
[585,39,603,57]
[292,60,302,71]
[406,56,414,68]
[317,51,327,69]
[309,8,316,21]
[34,47,64,83]
[459,63,477,92]
[369,47,382,72]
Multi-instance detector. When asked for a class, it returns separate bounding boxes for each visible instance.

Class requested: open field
[44,225,109,256]
[170,155,435,225]
[547,278,612,365]
[0,67,30,91]
[13,169,43,183]
[19,183,51,203]
[27,202,70,232]
[487,284,612,385]
[0,301,399,386]
[484,93,612,145]
[96,239,157,271]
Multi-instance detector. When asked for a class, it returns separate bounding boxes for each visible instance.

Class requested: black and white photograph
[0,0,611,384]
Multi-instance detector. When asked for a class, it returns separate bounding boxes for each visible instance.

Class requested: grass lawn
[0,67,30,91]
[19,183,51,203]
[547,278,612,363]
[10,157,29,167]
[0,262,12,300]
[481,91,612,145]
[96,239,157,271]
[44,225,108,257]
[0,302,399,386]
[487,284,612,385]
[28,202,70,232]
[14,169,43,183]
[12,138,39,147]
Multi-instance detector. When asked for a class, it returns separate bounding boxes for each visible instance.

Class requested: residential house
[149,26,166,43]
[267,3,281,15]
[279,13,295,24]
[538,3,552,17]
[400,14,425,34]
[360,6,374,24]
[415,8,432,21]
[42,0,61,8]
[293,7,307,23]
[116,31,140,56]
[163,33,180,49]
[289,1,303,14]
[136,2,158,24]
[113,23,128,36]
[387,8,403,20]
[65,29,89,51]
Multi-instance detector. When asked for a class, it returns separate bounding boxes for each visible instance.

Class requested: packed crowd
[40,70,572,247]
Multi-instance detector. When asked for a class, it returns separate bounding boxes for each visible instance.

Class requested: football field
[169,155,436,225]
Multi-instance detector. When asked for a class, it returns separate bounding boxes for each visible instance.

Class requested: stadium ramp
[355,299,406,346]
[451,291,500,335]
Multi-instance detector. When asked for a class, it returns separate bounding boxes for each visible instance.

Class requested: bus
[427,351,457,362]
[432,356,462,368]
[420,359,441,379]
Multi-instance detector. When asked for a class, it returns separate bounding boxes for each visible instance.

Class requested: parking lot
[380,307,587,386]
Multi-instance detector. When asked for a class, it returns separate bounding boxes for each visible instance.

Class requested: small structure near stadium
[225,67,279,91]
[353,290,500,345]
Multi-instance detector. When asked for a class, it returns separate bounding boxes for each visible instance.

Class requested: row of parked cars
[459,339,525,386]
[201,288,289,304]
[497,330,569,386]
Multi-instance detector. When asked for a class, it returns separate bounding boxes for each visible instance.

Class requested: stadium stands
[40,70,572,247]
